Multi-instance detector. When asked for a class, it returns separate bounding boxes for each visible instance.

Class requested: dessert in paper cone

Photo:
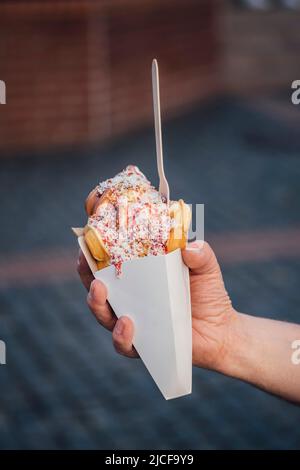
[72,165,192,399]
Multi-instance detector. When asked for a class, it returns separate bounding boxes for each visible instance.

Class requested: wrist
[216,311,254,380]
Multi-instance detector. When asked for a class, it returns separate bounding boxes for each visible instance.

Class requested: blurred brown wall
[0,0,219,156]
[221,5,300,94]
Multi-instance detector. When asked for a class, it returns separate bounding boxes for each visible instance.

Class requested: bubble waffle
[83,165,190,274]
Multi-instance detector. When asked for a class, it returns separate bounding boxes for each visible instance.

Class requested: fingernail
[115,320,124,336]
[186,241,203,251]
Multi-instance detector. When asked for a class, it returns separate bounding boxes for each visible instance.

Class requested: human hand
[77,241,237,370]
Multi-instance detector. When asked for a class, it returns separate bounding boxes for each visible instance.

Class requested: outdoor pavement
[0,95,300,449]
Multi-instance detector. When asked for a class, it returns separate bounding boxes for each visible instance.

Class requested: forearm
[221,313,300,403]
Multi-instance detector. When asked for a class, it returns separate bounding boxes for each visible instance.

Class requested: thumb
[182,241,221,275]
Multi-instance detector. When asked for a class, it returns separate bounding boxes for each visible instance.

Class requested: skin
[77,241,300,404]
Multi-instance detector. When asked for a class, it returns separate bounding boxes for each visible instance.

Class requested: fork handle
[152,60,166,185]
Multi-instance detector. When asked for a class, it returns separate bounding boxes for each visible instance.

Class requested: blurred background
[0,0,300,449]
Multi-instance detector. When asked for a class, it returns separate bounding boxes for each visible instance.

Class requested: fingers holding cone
[87,279,138,357]
[87,279,117,331]
[112,316,139,358]
[182,240,221,276]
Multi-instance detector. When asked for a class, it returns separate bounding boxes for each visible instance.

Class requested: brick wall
[220,5,300,94]
[0,0,219,156]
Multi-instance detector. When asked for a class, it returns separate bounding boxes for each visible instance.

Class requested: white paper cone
[77,236,192,400]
